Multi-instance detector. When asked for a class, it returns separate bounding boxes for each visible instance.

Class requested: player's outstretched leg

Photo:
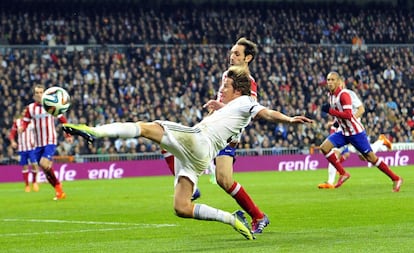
[62,124,98,143]
[63,123,141,144]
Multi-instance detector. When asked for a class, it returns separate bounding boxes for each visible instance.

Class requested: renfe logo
[368,151,409,167]
[37,163,125,182]
[278,155,319,171]
[38,164,76,182]
[88,163,124,179]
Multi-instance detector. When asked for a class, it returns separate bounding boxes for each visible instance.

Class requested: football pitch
[1,165,413,253]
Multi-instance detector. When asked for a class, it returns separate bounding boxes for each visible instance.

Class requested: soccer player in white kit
[62,66,313,240]
[162,38,269,234]
[319,72,402,192]
[214,38,269,234]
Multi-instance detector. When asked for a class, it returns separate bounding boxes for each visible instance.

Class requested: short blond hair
[226,66,251,95]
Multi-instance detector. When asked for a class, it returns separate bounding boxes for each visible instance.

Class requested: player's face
[220,77,238,104]
[326,73,341,93]
[229,44,248,67]
[33,87,44,103]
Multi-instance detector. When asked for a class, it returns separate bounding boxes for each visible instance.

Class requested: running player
[19,84,73,200]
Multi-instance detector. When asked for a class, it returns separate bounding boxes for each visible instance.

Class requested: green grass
[1,166,413,253]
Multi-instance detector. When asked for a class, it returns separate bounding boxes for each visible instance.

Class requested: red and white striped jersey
[329,88,364,136]
[9,118,35,152]
[217,70,257,102]
[22,102,67,147]
[330,88,364,134]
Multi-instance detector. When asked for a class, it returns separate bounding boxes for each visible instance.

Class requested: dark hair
[236,37,258,63]
[226,66,251,96]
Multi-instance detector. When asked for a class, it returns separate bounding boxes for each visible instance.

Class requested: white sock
[207,161,216,175]
[193,204,233,225]
[327,163,337,185]
[371,140,387,153]
[94,122,141,138]
[207,161,217,184]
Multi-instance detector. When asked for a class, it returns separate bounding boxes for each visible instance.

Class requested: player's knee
[173,203,192,218]
[217,176,233,191]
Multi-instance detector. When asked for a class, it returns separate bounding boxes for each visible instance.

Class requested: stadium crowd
[0,1,413,162]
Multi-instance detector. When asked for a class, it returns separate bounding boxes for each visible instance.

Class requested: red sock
[22,171,29,186]
[326,151,347,175]
[375,159,399,181]
[43,167,60,187]
[32,172,37,183]
[338,155,346,163]
[161,149,175,175]
[227,181,263,220]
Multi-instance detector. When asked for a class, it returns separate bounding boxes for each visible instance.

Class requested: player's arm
[255,108,313,124]
[9,121,18,148]
[327,119,338,129]
[354,104,365,119]
[203,100,225,111]
[350,90,365,119]
[18,109,31,133]
[323,93,353,120]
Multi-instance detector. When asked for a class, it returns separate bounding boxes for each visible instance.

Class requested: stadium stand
[0,0,413,163]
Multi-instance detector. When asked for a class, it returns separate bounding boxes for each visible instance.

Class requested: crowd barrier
[1,150,413,183]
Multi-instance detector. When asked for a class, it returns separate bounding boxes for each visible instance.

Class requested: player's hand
[17,127,25,134]
[203,100,225,111]
[65,134,74,144]
[321,103,331,113]
[290,116,314,124]
[10,141,17,149]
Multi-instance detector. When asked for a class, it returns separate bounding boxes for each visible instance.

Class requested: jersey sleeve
[245,98,266,118]
[329,92,353,119]
[9,121,18,141]
[57,114,68,124]
[349,90,363,108]
[250,77,258,98]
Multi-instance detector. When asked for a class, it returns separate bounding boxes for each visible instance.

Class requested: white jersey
[197,96,264,151]
[346,89,363,119]
[156,95,265,185]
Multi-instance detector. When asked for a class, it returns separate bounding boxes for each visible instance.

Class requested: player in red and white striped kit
[19,85,73,200]
[319,72,402,192]
[213,38,268,234]
[9,111,40,192]
[318,77,393,189]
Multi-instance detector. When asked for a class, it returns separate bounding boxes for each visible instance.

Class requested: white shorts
[156,120,215,187]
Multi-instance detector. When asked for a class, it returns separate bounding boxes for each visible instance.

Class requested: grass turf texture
[0,165,413,253]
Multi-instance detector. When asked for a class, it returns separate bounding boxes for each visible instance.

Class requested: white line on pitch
[0,227,144,237]
[1,218,177,237]
[2,218,176,227]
